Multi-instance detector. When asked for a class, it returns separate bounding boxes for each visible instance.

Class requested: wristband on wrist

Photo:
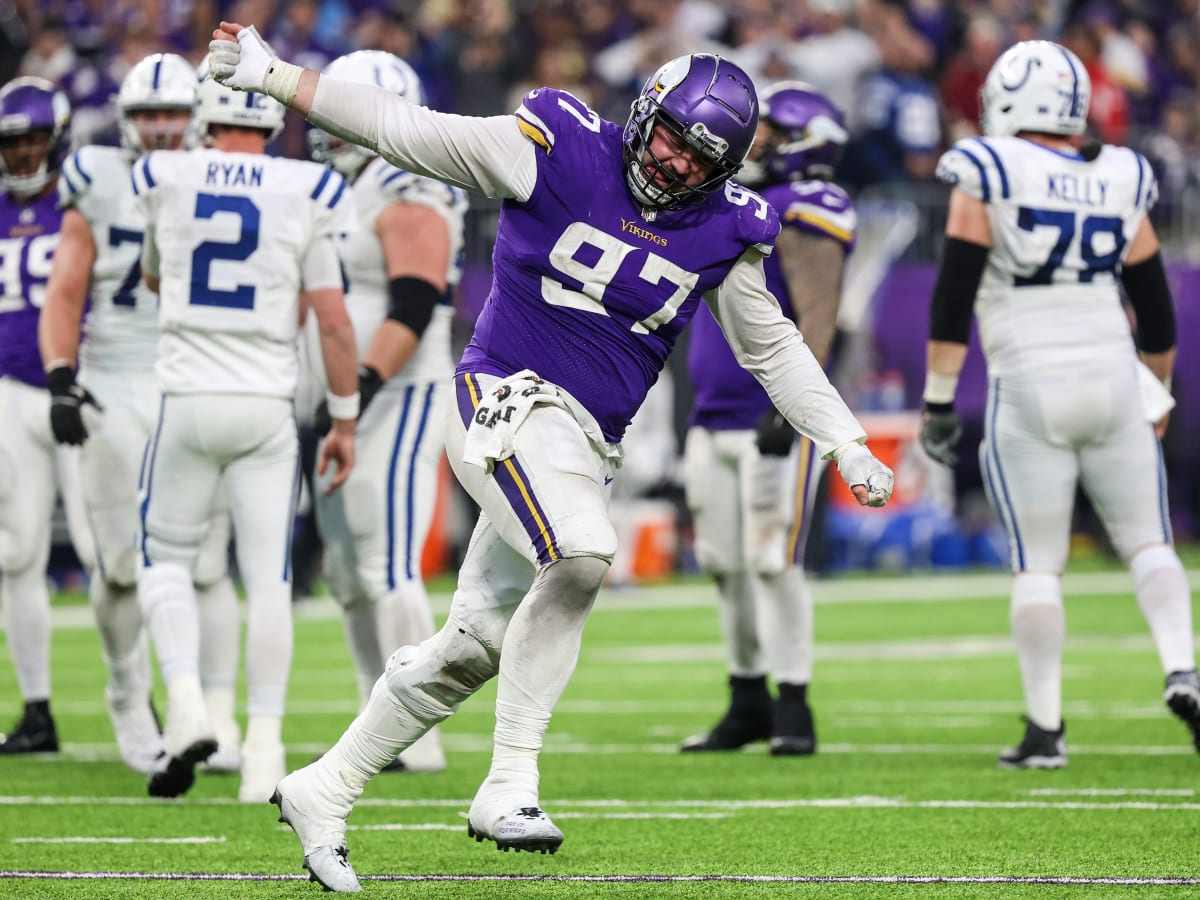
[264,60,304,106]
[922,371,959,406]
[325,390,360,421]
[1163,375,1173,392]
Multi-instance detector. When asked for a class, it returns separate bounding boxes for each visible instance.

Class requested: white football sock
[138,562,200,687]
[341,600,384,704]
[757,566,814,685]
[1131,544,1196,674]
[714,570,764,677]
[2,564,51,701]
[196,576,241,698]
[1011,572,1064,731]
[245,581,292,719]
[485,557,607,804]
[89,579,149,697]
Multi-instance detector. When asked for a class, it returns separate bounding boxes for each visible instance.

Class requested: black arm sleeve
[386,276,442,338]
[1121,252,1176,353]
[929,237,990,344]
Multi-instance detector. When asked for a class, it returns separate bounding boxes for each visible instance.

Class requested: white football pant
[138,394,298,727]
[316,379,445,701]
[0,377,94,702]
[684,425,822,685]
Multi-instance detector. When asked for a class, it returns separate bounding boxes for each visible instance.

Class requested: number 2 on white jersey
[189,193,260,309]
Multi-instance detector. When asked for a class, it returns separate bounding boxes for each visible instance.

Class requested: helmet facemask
[624,102,742,210]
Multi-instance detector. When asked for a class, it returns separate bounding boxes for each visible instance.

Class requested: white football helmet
[981,40,1091,138]
[308,50,424,177]
[193,54,285,143]
[117,53,198,156]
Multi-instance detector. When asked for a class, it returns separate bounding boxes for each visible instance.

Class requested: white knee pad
[192,518,231,589]
[1011,572,1062,612]
[384,617,500,722]
[1130,544,1183,587]
[141,518,207,571]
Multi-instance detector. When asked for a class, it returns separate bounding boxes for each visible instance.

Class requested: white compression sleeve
[308,78,537,201]
[705,251,866,459]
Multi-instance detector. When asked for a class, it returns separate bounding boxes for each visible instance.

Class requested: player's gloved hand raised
[314,365,384,438]
[208,23,276,93]
[46,365,102,446]
[833,441,894,508]
[920,401,961,467]
[755,407,795,457]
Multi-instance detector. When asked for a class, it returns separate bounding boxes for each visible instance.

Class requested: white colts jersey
[59,146,158,372]
[132,148,352,397]
[337,157,467,385]
[937,136,1155,376]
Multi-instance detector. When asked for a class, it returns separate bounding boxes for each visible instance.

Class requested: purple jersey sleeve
[0,191,62,388]
[689,180,854,431]
[459,88,780,442]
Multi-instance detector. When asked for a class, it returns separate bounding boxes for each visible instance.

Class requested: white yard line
[1,871,1199,885]
[4,794,1200,812]
[11,837,226,844]
[27,569,1200,632]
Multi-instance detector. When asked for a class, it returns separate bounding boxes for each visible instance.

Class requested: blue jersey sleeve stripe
[380,170,408,189]
[311,168,332,201]
[954,146,991,203]
[60,165,81,199]
[70,150,93,186]
[139,155,156,189]
[327,176,347,209]
[1132,150,1149,209]
[129,169,141,197]
[971,139,1009,199]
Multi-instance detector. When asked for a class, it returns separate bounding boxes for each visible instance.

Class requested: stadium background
[8,0,1200,582]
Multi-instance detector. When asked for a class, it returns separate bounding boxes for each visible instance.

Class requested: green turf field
[2,568,1199,898]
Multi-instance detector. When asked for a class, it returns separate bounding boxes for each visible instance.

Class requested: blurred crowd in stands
[3,0,1200,200]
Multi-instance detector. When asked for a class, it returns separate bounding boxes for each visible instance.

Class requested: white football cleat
[467,803,563,854]
[202,715,242,774]
[105,689,163,775]
[272,764,360,892]
[238,739,286,803]
[399,728,446,773]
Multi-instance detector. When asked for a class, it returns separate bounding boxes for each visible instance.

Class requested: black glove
[755,407,795,457]
[47,365,102,446]
[314,364,384,437]
[920,401,961,466]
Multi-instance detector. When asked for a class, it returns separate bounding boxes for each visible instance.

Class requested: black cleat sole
[147,739,217,798]
[769,736,816,756]
[467,823,561,855]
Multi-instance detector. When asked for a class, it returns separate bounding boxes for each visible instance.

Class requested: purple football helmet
[739,81,848,187]
[0,76,71,197]
[623,54,758,210]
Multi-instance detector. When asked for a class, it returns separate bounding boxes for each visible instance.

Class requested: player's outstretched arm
[705,250,893,507]
[209,21,534,201]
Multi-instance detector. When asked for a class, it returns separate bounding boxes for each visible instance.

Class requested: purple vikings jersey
[689,180,855,431]
[457,88,779,442]
[0,190,60,388]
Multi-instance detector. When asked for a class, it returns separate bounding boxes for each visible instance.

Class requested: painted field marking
[2,871,1200,886]
[3,795,1200,813]
[11,837,225,845]
[1026,788,1195,797]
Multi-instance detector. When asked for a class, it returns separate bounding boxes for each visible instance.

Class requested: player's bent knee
[538,555,609,611]
[1011,572,1062,609]
[694,539,740,576]
[142,518,207,570]
[384,620,499,720]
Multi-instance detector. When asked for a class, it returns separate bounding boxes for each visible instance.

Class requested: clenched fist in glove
[920,401,961,467]
[209,22,304,104]
[833,442,894,508]
[47,365,102,446]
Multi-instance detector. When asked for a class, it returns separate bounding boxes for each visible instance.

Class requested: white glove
[209,25,275,93]
[834,442,894,508]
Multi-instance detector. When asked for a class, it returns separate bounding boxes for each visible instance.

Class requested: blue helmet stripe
[1056,46,1081,119]
[152,56,162,91]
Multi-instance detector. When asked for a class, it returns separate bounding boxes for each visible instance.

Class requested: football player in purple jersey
[209,22,894,889]
[681,83,853,759]
[0,78,95,755]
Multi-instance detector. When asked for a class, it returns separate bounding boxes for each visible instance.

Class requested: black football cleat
[681,675,773,752]
[998,717,1066,769]
[0,702,59,754]
[770,695,816,756]
[1164,669,1200,752]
